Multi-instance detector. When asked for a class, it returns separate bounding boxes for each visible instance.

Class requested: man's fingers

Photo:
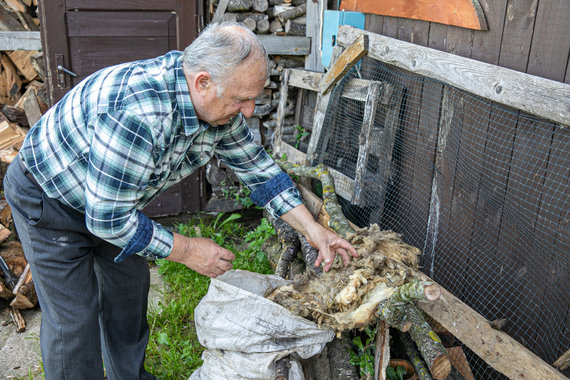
[220,248,235,262]
[331,239,359,257]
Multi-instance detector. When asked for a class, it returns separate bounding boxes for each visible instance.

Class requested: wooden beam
[336,25,570,126]
[257,35,310,56]
[299,184,567,380]
[0,31,41,50]
[211,0,229,23]
[319,34,368,95]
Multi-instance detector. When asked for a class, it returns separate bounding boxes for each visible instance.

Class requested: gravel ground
[0,265,166,379]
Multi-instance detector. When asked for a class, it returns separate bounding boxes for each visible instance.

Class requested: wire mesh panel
[310,56,569,378]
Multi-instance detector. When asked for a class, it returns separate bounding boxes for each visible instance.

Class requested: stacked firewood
[0,0,47,150]
[0,0,43,332]
[205,0,307,210]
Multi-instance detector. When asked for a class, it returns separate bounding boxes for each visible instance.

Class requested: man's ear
[194,72,212,95]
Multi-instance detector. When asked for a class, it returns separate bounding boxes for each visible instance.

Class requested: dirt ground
[0,260,167,379]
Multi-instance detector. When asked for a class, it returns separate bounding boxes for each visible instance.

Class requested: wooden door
[38,0,206,216]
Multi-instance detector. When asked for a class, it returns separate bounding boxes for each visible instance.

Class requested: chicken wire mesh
[281,56,569,379]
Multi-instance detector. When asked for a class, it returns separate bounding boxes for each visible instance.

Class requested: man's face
[198,62,266,126]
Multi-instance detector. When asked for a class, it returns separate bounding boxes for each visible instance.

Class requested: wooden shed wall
[350,0,569,374]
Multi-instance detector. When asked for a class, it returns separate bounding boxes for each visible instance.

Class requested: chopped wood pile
[206,0,309,210]
[0,0,43,333]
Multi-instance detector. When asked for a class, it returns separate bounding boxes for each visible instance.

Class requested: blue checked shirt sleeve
[85,110,174,262]
[214,116,303,218]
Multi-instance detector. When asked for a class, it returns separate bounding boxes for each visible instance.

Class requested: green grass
[145,212,275,379]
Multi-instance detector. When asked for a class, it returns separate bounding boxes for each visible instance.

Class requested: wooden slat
[304,0,324,72]
[340,0,488,30]
[306,45,344,164]
[65,0,178,10]
[211,0,229,23]
[526,0,570,82]
[336,25,570,126]
[0,31,41,50]
[257,35,310,56]
[352,82,381,205]
[497,0,537,73]
[279,141,306,165]
[320,34,368,95]
[288,69,322,91]
[67,11,174,37]
[273,68,290,156]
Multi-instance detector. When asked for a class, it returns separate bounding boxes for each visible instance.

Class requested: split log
[1,53,22,103]
[285,19,305,36]
[4,0,27,13]
[0,117,26,150]
[9,306,25,332]
[276,3,306,23]
[242,16,257,31]
[10,263,37,309]
[0,6,26,31]
[374,320,390,380]
[2,105,29,127]
[257,18,270,34]
[227,0,252,12]
[8,50,39,81]
[263,210,300,278]
[14,86,42,126]
[269,19,283,33]
[253,0,269,13]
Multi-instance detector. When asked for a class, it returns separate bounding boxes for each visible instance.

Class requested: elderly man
[3,22,357,379]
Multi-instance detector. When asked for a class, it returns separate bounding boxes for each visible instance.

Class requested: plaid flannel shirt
[18,51,302,262]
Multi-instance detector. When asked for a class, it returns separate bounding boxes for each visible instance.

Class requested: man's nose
[240,100,256,118]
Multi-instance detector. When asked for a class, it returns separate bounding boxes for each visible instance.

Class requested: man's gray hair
[183,22,269,96]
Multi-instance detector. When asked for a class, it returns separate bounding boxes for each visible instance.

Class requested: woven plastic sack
[189,270,335,379]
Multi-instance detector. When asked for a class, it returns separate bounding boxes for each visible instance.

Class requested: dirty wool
[265,224,421,332]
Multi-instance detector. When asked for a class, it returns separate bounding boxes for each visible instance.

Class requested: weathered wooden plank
[272,68,290,156]
[65,0,178,10]
[527,0,570,82]
[352,82,381,205]
[0,31,41,50]
[279,141,306,165]
[340,0,488,30]
[471,0,507,64]
[530,129,569,361]
[67,11,174,37]
[288,69,322,91]
[211,0,230,23]
[396,18,430,46]
[304,0,324,72]
[498,0,538,73]
[408,81,443,251]
[320,34,368,95]
[306,45,344,164]
[416,272,568,380]
[336,25,570,125]
[257,35,310,56]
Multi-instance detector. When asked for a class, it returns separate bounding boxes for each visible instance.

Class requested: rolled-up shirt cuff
[250,172,303,218]
[114,212,174,262]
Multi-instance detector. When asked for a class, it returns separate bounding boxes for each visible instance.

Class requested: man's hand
[167,233,235,278]
[305,222,358,272]
[280,204,358,272]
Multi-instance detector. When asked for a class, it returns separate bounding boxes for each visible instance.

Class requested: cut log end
[424,283,441,301]
[431,354,452,380]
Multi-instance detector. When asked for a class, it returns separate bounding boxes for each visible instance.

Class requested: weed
[146,213,275,378]
[349,326,376,378]
[294,125,310,149]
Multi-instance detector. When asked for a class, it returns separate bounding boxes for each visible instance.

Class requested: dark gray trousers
[4,158,157,380]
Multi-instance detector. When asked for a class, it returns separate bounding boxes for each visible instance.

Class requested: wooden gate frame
[271,27,568,380]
